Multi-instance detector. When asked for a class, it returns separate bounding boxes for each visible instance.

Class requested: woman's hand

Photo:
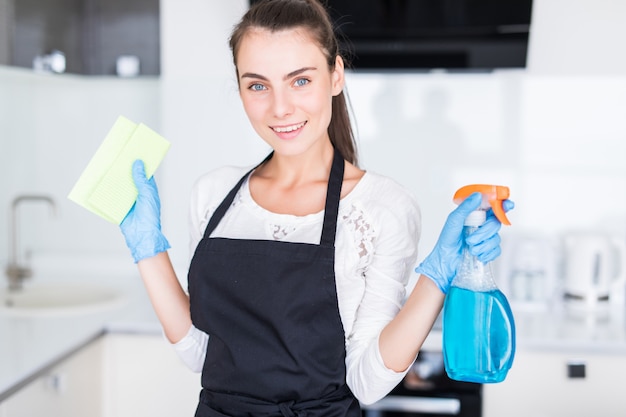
[120,160,170,263]
[415,193,514,293]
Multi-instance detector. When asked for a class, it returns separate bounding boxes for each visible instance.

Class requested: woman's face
[236,27,344,157]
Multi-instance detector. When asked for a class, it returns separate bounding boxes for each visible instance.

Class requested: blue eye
[249,83,266,91]
[294,78,309,87]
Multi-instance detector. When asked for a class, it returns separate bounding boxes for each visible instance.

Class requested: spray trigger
[453,184,511,225]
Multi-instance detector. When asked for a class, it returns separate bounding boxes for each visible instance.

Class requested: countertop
[2,270,626,402]
[509,300,626,354]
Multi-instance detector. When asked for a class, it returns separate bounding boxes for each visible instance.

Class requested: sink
[0,282,126,317]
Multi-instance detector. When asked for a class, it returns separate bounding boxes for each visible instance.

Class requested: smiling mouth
[271,121,307,133]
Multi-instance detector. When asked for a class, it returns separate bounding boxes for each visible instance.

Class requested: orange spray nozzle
[453,184,511,225]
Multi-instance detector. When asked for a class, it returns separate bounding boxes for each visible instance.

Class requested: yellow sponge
[68,116,170,224]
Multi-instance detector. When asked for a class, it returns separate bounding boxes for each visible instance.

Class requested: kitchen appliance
[361,349,482,417]
[562,232,626,312]
[497,233,559,310]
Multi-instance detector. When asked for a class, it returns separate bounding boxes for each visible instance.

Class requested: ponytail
[329,90,357,165]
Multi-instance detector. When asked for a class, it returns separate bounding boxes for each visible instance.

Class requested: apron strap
[320,148,344,248]
[202,153,272,239]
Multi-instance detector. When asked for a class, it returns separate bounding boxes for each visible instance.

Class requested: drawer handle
[567,360,586,379]
[362,396,461,415]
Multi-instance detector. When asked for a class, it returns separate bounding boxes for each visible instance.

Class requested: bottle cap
[453,184,511,225]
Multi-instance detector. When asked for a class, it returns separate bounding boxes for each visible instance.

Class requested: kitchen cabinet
[3,0,159,75]
[0,338,103,417]
[101,333,200,417]
[482,348,626,417]
[0,333,200,417]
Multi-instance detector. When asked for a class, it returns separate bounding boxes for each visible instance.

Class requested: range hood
[250,0,533,71]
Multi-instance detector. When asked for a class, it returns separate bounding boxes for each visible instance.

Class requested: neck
[257,141,335,186]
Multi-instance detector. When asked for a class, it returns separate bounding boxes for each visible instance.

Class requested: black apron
[188,149,361,417]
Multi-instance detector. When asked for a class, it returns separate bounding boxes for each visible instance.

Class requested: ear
[331,55,345,97]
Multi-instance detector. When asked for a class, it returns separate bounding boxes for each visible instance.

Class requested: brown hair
[229,0,358,166]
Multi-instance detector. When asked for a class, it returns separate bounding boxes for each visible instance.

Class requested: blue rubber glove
[415,193,514,294]
[120,160,170,263]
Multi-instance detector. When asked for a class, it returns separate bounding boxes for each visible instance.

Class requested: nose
[271,87,294,118]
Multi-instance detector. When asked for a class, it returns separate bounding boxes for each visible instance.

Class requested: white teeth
[273,122,305,133]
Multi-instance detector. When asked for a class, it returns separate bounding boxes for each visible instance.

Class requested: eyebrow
[240,66,317,81]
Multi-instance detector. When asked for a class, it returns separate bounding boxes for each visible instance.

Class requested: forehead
[236,27,328,75]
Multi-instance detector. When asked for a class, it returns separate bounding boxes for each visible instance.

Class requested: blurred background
[1,0,624,285]
[1,1,626,416]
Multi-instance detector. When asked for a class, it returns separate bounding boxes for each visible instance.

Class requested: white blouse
[174,165,422,405]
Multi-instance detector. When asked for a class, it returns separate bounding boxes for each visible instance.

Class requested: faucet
[5,195,56,291]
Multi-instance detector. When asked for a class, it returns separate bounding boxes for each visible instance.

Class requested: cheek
[241,95,266,123]
[315,90,334,127]
[300,88,333,119]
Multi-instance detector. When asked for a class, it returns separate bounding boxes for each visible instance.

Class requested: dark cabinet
[3,0,159,76]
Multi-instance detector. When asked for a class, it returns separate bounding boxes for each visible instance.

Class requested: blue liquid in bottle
[443,287,516,383]
[442,214,516,383]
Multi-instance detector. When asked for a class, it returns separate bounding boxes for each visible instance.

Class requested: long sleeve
[338,177,421,404]
[171,325,209,373]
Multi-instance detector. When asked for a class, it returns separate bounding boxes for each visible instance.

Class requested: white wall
[0,67,159,277]
[0,0,624,289]
[157,0,626,280]
[527,0,626,75]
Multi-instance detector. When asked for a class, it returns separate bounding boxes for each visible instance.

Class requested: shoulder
[351,172,421,217]
[190,165,253,214]
[192,166,251,194]
[342,171,422,239]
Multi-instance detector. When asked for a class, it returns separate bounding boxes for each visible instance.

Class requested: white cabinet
[483,348,626,417]
[1,333,200,417]
[101,333,200,417]
[0,338,103,417]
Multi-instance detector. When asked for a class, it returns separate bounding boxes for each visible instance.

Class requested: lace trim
[258,204,376,267]
[201,190,244,233]
[342,203,376,271]
[232,189,244,207]
[221,187,376,265]
[267,223,295,240]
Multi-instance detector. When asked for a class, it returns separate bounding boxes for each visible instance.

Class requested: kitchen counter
[512,301,626,354]
[2,269,626,403]
[425,299,626,355]
[0,273,162,402]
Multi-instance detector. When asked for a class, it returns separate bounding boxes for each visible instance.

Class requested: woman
[120,0,512,415]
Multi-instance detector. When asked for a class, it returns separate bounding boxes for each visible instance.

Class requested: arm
[137,252,192,343]
[344,185,512,404]
[120,160,192,343]
[380,193,514,372]
[343,184,423,404]
[378,274,444,372]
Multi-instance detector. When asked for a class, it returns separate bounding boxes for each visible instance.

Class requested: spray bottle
[443,184,515,383]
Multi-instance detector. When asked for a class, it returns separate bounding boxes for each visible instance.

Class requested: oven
[361,349,482,417]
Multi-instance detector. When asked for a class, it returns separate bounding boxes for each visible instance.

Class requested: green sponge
[68,116,170,224]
